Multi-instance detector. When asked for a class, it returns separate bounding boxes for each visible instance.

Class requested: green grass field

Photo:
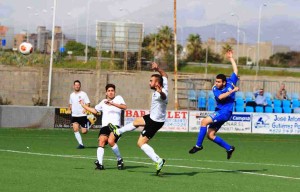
[0,128,299,192]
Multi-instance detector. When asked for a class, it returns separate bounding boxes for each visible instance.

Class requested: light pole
[26,6,32,42]
[85,0,93,63]
[246,47,253,65]
[231,13,240,65]
[61,12,71,50]
[47,0,57,107]
[256,3,267,76]
[214,23,218,53]
[239,30,246,56]
[271,36,280,55]
[217,31,227,53]
[174,0,178,110]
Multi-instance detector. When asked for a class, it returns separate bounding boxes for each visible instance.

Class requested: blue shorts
[208,110,232,130]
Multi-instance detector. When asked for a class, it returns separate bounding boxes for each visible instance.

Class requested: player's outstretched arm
[218,85,239,100]
[152,62,168,78]
[79,100,98,114]
[226,50,238,75]
[104,100,127,110]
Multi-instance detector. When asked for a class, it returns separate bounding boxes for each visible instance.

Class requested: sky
[1,0,300,49]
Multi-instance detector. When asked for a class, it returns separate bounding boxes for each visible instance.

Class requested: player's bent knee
[99,140,107,147]
[133,117,145,127]
[207,134,214,140]
[137,141,144,148]
[107,139,115,147]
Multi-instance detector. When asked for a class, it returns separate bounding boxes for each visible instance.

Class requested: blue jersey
[212,73,239,112]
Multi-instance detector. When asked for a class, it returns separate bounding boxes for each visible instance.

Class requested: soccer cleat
[77,144,85,149]
[108,123,120,136]
[117,158,124,170]
[94,160,104,170]
[227,146,235,160]
[156,159,166,175]
[188,146,203,154]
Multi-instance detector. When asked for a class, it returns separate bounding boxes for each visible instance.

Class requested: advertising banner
[54,108,102,129]
[252,113,300,134]
[189,111,211,132]
[124,109,189,132]
[189,111,251,133]
[218,113,252,133]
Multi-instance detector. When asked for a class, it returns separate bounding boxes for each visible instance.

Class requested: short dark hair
[151,74,163,87]
[74,80,81,85]
[105,84,115,91]
[216,74,227,82]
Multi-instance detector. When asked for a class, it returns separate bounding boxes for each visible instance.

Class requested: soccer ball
[19,42,33,55]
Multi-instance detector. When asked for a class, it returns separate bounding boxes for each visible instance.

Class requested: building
[204,37,290,64]
[14,26,70,53]
[0,25,14,50]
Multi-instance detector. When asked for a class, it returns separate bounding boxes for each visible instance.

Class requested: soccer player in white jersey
[80,84,127,170]
[69,80,90,149]
[109,62,168,175]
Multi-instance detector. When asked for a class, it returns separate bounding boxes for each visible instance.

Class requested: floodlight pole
[174,0,179,110]
[47,0,57,107]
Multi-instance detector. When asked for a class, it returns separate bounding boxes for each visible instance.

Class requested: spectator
[276,83,288,100]
[246,88,267,111]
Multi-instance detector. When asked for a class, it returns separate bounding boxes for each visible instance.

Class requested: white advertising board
[252,113,300,134]
[124,109,188,132]
[189,111,252,133]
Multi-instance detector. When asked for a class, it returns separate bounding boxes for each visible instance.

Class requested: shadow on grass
[83,146,98,149]
[207,169,268,174]
[159,171,199,177]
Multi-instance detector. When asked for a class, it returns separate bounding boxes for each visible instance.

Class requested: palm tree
[186,34,202,62]
[156,26,174,55]
[222,43,233,55]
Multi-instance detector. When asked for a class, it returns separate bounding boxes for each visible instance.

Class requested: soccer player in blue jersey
[189,50,239,159]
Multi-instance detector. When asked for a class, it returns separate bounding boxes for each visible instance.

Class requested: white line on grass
[1,149,300,181]
[104,156,300,168]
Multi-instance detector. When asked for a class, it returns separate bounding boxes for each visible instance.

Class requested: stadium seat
[235,106,244,112]
[245,97,253,103]
[188,90,197,101]
[235,98,244,107]
[291,93,299,100]
[282,100,291,108]
[197,97,206,110]
[283,107,292,113]
[208,91,214,98]
[266,98,272,106]
[264,92,273,100]
[255,106,264,113]
[292,99,300,109]
[294,108,300,113]
[265,106,273,113]
[207,98,216,111]
[245,106,254,112]
[274,107,282,113]
[235,92,244,99]
[273,99,282,108]
[245,92,253,99]
[198,90,206,98]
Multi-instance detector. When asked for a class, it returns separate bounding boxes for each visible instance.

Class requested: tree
[186,34,202,62]
[65,41,96,57]
[221,43,233,55]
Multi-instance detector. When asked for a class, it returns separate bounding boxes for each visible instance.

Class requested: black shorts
[98,125,121,144]
[141,114,164,139]
[71,116,89,128]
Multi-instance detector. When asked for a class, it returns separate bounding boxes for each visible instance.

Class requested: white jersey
[95,95,126,127]
[69,91,90,117]
[150,76,168,122]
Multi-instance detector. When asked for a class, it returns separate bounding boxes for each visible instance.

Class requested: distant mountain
[145,16,300,51]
